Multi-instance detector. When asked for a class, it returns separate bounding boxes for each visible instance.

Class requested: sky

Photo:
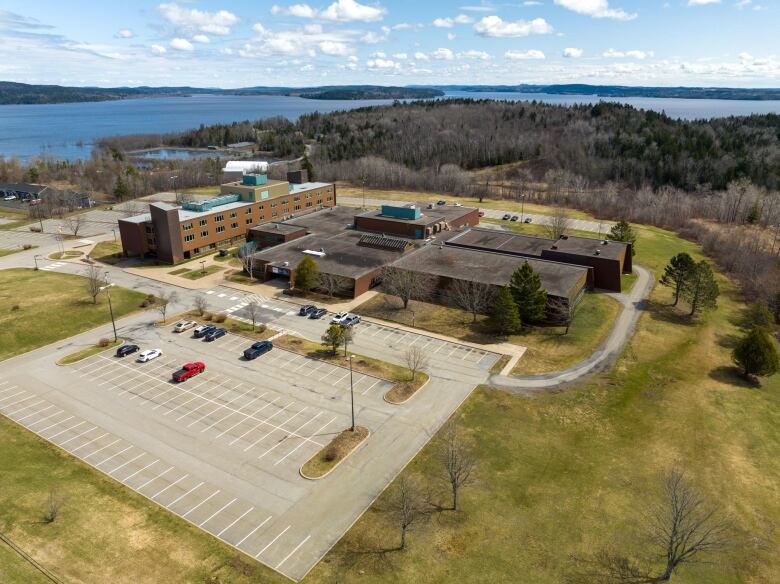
[0,0,778,88]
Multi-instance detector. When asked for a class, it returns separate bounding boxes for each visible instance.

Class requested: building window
[216,225,225,233]
[305,192,312,199]
[229,211,237,218]
[215,214,224,222]
[258,204,264,210]
[306,201,313,207]
[245,207,252,214]
[184,234,195,242]
[293,195,301,202]
[317,199,323,205]
[246,217,253,225]
[199,219,208,226]
[201,230,209,237]
[294,204,301,211]
[326,195,333,201]
[281,199,288,206]
[270,201,277,208]
[283,207,289,214]
[182,223,193,231]
[231,222,238,229]
[271,211,278,217]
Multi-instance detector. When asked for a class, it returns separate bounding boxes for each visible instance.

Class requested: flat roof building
[354,203,480,239]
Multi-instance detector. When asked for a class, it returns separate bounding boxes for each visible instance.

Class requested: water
[2,91,780,162]
[131,148,231,160]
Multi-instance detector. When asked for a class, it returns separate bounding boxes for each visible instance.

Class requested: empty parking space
[0,228,56,250]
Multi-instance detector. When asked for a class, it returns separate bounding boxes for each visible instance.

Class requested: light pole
[99,280,117,342]
[171,175,178,201]
[33,254,42,270]
[410,310,415,328]
[347,354,356,431]
[200,260,206,275]
[519,193,526,224]
[111,228,116,241]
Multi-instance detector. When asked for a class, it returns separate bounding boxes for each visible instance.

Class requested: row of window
[182,196,333,232]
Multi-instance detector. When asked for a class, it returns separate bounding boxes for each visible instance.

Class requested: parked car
[3,195,16,201]
[299,304,316,316]
[203,328,227,342]
[137,349,162,363]
[243,340,273,360]
[510,215,519,222]
[524,217,533,224]
[453,202,463,207]
[193,324,216,338]
[174,320,196,333]
[502,213,511,220]
[309,307,327,319]
[172,362,205,382]
[331,312,349,324]
[342,314,361,327]
[116,344,139,358]
[436,200,447,206]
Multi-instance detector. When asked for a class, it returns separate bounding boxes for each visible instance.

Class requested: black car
[309,307,327,319]
[243,340,273,360]
[299,304,316,316]
[502,213,511,220]
[116,344,139,357]
[203,328,227,342]
[193,324,217,339]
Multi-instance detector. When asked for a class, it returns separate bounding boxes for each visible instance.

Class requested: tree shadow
[708,366,760,389]
[645,298,697,326]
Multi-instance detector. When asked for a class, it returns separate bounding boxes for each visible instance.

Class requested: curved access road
[489,264,654,392]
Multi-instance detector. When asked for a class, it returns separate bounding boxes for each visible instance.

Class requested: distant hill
[0,81,443,105]
[425,84,780,101]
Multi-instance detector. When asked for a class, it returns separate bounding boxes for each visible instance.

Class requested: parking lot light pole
[33,254,42,270]
[348,354,356,432]
[99,281,117,342]
[200,260,206,275]
[519,193,526,224]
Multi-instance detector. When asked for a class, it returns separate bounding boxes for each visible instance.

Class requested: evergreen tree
[489,287,522,336]
[509,262,548,324]
[732,326,779,379]
[294,256,320,292]
[660,252,696,307]
[745,300,775,330]
[113,174,130,201]
[608,220,637,256]
[301,153,315,181]
[681,261,719,317]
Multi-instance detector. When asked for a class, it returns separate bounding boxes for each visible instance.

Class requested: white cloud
[393,52,408,59]
[170,38,194,51]
[321,0,386,22]
[458,49,491,60]
[447,32,457,40]
[116,29,133,39]
[319,40,351,56]
[432,47,455,60]
[370,50,386,58]
[192,34,210,44]
[474,16,553,37]
[304,24,324,34]
[366,57,400,71]
[563,47,583,58]
[553,0,637,21]
[158,3,239,35]
[150,44,167,54]
[505,49,545,60]
[414,51,430,61]
[432,14,474,27]
[271,3,318,17]
[360,31,385,44]
[603,48,653,59]
[688,0,720,4]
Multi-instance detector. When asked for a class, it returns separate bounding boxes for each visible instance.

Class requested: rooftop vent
[282,261,289,267]
[594,250,601,256]
[302,249,326,258]
[358,233,412,252]
[551,245,558,250]
[560,235,569,240]
[602,240,609,245]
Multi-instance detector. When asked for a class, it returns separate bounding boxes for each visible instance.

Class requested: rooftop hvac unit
[602,240,609,245]
[302,249,326,258]
[594,250,601,256]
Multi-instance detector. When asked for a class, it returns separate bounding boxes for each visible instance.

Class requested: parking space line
[182,489,220,518]
[185,381,246,427]
[275,416,336,466]
[361,379,381,396]
[220,396,280,441]
[217,506,254,537]
[151,473,189,499]
[201,391,265,433]
[228,400,290,446]
[0,390,26,404]
[137,465,174,490]
[151,376,212,411]
[71,432,109,453]
[5,398,45,416]
[0,394,37,410]
[275,534,311,570]
[461,347,474,360]
[174,378,237,422]
[167,481,204,507]
[243,406,304,453]
[235,515,271,547]
[124,459,159,482]
[29,410,67,429]
[95,445,133,467]
[108,452,145,475]
[83,438,121,460]
[57,425,98,446]
[45,419,84,440]
[15,404,55,423]
[333,371,351,386]
[200,497,237,528]
[257,411,322,461]
[255,525,290,558]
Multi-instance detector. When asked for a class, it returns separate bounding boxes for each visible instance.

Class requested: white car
[3,195,16,201]
[174,320,196,333]
[330,312,348,324]
[136,349,162,363]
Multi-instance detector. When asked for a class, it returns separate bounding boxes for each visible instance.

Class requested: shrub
[145,294,156,304]
[11,304,19,311]
[323,445,339,462]
[214,313,227,323]
[22,243,32,250]
[203,312,213,321]
[97,338,110,347]
[30,226,42,233]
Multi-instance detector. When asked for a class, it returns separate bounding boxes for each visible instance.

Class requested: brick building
[354,203,480,239]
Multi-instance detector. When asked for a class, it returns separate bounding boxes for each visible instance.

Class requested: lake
[2,91,780,162]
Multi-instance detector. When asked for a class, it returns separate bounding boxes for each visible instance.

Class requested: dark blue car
[243,340,273,360]
[203,328,227,342]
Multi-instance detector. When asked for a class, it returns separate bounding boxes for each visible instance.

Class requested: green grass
[168,267,190,275]
[90,240,124,265]
[481,216,599,239]
[307,227,780,584]
[178,265,224,280]
[622,270,639,292]
[56,339,122,365]
[0,247,32,258]
[47,250,82,260]
[0,541,53,584]
[0,269,148,362]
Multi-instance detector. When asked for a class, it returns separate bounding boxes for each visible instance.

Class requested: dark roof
[448,228,628,261]
[250,222,307,235]
[252,230,406,279]
[0,182,48,194]
[282,206,357,236]
[390,244,589,299]
[355,204,477,227]
[357,233,412,252]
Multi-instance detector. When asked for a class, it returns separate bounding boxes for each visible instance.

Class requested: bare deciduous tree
[446,279,495,322]
[246,300,260,331]
[545,206,571,240]
[437,421,477,511]
[547,296,583,335]
[404,345,430,381]
[193,295,208,316]
[43,489,62,524]
[318,273,352,298]
[156,291,178,324]
[84,264,105,304]
[238,241,257,281]
[388,476,428,551]
[64,214,85,237]
[382,267,436,310]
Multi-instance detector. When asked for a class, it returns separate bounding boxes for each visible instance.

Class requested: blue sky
[0,0,778,87]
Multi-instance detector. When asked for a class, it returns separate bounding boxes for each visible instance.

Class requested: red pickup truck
[172,362,205,382]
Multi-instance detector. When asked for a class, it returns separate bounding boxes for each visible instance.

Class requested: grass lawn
[336,184,597,220]
[56,339,123,365]
[306,227,780,584]
[301,426,369,479]
[178,265,224,280]
[0,269,149,362]
[481,216,600,239]
[47,250,82,260]
[0,247,34,258]
[90,240,124,265]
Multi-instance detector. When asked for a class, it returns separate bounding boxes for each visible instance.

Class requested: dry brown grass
[301,426,369,479]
